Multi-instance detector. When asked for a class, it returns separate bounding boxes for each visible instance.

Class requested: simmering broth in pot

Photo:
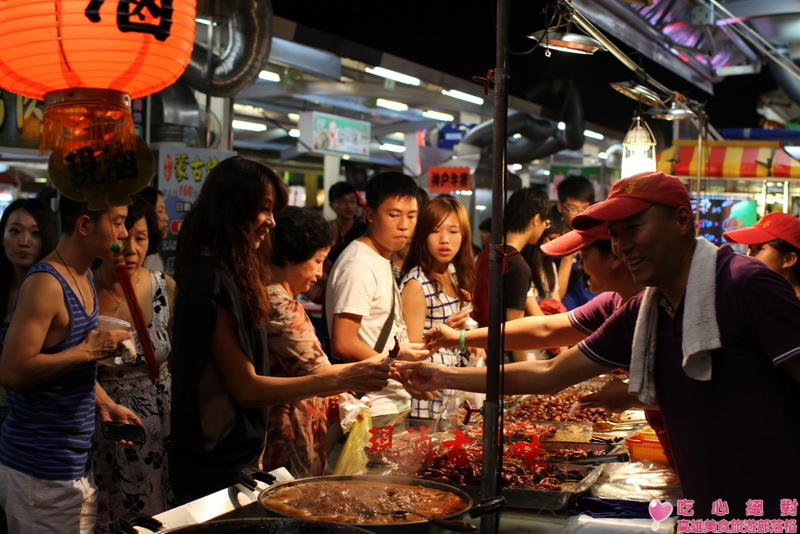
[262,480,468,524]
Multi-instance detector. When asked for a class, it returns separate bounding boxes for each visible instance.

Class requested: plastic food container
[98,315,131,331]
[625,426,668,464]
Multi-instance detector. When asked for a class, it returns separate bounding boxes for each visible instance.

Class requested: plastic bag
[331,410,372,476]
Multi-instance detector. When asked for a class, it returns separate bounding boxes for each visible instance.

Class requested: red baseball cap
[723,212,800,250]
[572,172,692,230]
[541,223,611,257]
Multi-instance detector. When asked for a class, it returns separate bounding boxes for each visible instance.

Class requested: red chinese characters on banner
[508,435,547,471]
[368,425,394,455]
[406,426,434,463]
[428,166,472,194]
[441,430,472,465]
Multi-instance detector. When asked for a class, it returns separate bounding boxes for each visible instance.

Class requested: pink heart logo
[649,499,673,522]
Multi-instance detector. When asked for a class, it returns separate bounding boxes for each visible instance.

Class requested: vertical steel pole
[480,0,509,531]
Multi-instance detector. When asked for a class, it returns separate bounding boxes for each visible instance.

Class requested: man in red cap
[394,171,800,521]
[723,212,800,296]
[424,223,642,359]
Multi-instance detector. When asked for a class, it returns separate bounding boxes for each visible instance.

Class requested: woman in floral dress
[260,206,348,477]
[91,196,175,533]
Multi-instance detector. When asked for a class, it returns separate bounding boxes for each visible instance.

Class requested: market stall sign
[437,123,475,150]
[157,146,237,273]
[428,166,471,193]
[299,111,371,157]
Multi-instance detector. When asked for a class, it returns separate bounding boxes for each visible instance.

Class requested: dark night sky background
[271,0,778,134]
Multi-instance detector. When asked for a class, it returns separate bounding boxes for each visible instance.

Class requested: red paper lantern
[0,1,196,101]
[0,1,196,207]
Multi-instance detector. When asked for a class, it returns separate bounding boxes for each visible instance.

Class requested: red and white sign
[428,166,472,193]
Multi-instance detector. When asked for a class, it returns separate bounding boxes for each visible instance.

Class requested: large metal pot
[243,473,505,534]
[115,516,374,534]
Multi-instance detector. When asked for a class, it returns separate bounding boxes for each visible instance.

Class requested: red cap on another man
[541,223,610,257]
[572,172,692,231]
[723,212,800,250]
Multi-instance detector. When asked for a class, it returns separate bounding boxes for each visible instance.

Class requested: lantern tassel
[111,243,159,383]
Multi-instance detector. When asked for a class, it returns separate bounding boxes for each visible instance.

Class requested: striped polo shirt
[0,262,98,480]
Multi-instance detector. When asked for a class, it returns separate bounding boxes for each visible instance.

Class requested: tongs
[593,421,646,432]
[565,452,630,465]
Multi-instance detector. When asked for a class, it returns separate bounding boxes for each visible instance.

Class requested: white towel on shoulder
[628,237,721,405]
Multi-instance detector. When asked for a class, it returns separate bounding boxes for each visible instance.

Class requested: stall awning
[656,140,800,179]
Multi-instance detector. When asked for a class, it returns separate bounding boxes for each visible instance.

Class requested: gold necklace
[105,269,141,307]
[54,248,87,310]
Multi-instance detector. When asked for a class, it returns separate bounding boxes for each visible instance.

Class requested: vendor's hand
[467,346,486,361]
[333,360,390,393]
[84,329,133,362]
[579,378,650,413]
[423,324,460,352]
[390,360,444,392]
[444,309,471,331]
[397,342,430,362]
[96,401,143,447]
[403,384,441,401]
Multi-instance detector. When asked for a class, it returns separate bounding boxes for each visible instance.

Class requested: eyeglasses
[334,197,359,205]
[562,204,589,215]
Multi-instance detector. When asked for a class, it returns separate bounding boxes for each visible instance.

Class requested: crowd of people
[0,158,798,532]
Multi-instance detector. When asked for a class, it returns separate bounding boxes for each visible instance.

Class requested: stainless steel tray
[460,464,603,513]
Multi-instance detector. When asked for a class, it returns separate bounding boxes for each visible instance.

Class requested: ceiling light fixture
[527,28,605,55]
[621,112,657,178]
[527,2,605,56]
[379,143,405,153]
[442,89,484,106]
[375,98,409,111]
[422,110,455,122]
[610,81,665,109]
[647,100,696,121]
[232,120,267,132]
[365,66,420,86]
[258,70,281,82]
[584,129,604,140]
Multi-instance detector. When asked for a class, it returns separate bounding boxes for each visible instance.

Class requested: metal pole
[695,111,705,226]
[204,2,216,149]
[480,0,509,531]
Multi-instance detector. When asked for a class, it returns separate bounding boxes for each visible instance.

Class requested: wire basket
[625,427,668,464]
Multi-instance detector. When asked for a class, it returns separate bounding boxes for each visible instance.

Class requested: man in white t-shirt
[326,171,429,427]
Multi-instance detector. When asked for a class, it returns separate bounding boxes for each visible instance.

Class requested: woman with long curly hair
[170,157,389,501]
[400,195,476,423]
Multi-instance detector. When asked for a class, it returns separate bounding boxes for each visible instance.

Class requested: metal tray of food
[459,464,603,513]
[538,440,623,460]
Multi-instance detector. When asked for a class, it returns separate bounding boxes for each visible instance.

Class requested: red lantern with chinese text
[0,0,196,208]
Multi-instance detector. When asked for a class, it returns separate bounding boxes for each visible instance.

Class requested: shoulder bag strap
[373,279,396,354]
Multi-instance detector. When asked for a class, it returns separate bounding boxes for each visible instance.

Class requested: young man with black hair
[0,197,137,534]
[472,187,551,362]
[326,171,428,427]
[327,181,367,266]
[553,175,600,310]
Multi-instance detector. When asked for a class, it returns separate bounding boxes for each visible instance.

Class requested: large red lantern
[0,0,196,208]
